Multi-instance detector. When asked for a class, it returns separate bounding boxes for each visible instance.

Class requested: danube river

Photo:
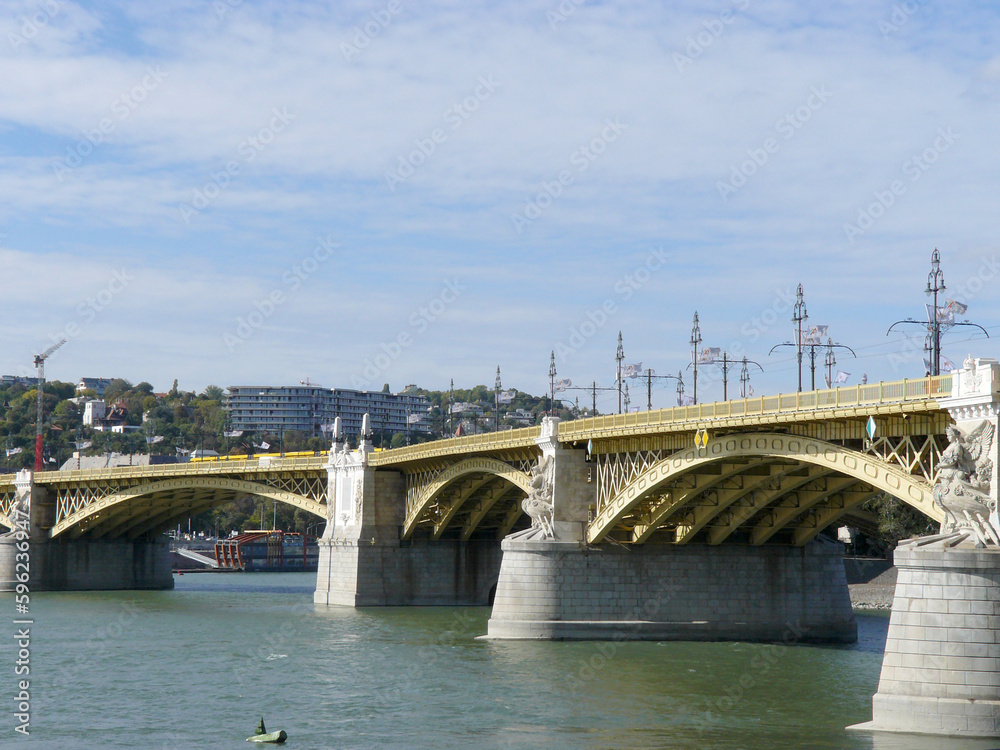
[8,573,1000,750]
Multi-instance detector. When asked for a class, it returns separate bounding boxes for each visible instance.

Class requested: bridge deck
[375,375,951,464]
[31,455,327,485]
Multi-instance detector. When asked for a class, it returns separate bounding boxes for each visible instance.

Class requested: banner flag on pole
[695,347,721,364]
[795,325,829,345]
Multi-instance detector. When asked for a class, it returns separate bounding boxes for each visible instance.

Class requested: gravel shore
[848,566,898,610]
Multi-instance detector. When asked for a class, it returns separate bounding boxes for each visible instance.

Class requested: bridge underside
[45,476,326,540]
[402,433,941,547]
[605,457,883,546]
[406,472,533,542]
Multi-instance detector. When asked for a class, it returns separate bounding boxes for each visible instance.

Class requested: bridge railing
[369,425,542,466]
[557,375,951,439]
[36,455,327,482]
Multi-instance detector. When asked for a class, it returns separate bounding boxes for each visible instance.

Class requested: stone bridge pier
[313,419,501,606]
[485,418,856,643]
[853,357,1000,739]
[0,471,172,591]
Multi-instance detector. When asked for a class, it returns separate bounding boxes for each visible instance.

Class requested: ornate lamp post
[615,332,625,414]
[689,312,701,405]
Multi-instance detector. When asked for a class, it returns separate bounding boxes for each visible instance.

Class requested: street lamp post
[564,382,617,415]
[690,312,702,405]
[642,369,683,410]
[887,249,989,375]
[548,351,556,416]
[926,248,945,375]
[494,365,502,432]
[616,332,624,414]
[738,357,764,398]
[793,284,808,392]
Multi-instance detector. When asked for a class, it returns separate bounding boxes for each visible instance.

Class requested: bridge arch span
[588,433,941,545]
[403,457,533,540]
[51,477,326,539]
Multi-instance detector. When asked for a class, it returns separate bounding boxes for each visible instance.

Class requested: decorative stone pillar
[514,416,591,542]
[313,415,501,607]
[852,356,1000,738]
[316,416,389,606]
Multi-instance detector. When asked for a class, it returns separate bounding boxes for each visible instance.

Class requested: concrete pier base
[0,536,173,591]
[486,537,856,642]
[850,544,1000,738]
[313,537,501,606]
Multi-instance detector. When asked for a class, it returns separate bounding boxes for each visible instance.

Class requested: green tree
[861,493,935,551]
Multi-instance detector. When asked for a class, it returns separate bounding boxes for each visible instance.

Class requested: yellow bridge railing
[558,374,952,440]
[30,455,328,484]
[375,375,952,462]
[369,425,542,466]
[0,375,953,481]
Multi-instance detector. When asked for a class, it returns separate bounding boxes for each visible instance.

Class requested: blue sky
[2,0,998,412]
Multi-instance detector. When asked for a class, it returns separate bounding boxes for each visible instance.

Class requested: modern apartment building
[77,377,116,397]
[225,385,432,438]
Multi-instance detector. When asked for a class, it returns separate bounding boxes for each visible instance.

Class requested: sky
[1,0,999,412]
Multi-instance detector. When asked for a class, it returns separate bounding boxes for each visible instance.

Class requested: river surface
[4,572,1000,750]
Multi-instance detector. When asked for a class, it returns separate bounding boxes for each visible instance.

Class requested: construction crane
[33,339,66,472]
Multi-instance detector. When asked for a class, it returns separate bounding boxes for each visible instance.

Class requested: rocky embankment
[848,566,897,610]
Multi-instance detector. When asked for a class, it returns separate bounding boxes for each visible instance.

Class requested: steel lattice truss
[40,466,328,539]
[863,434,946,485]
[402,453,536,540]
[0,478,16,529]
[594,449,667,510]
[587,431,943,546]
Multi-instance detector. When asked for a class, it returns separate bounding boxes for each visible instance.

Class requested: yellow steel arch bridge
[0,375,951,544]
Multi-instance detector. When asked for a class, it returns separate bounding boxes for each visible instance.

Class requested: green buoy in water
[246,717,287,744]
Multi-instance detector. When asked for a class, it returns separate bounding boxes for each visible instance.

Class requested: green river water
[2,572,998,750]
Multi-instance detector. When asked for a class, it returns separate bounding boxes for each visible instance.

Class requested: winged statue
[512,454,556,540]
[931,421,997,546]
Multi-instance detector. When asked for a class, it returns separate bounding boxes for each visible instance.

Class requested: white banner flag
[695,347,721,364]
[926,304,956,325]
[833,370,850,384]
[624,363,643,378]
[259,441,271,450]
[498,390,515,404]
[407,413,422,424]
[927,357,957,373]
[5,447,22,457]
[943,298,968,317]
[554,379,572,392]
[795,325,829,346]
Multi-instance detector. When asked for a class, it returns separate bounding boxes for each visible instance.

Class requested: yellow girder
[50,476,326,538]
[587,433,941,545]
[402,457,532,539]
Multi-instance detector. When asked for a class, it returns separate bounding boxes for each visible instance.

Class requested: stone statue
[353,479,363,523]
[931,421,997,546]
[519,454,555,540]
[2,483,29,539]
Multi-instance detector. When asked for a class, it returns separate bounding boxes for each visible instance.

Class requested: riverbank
[849,566,898,609]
